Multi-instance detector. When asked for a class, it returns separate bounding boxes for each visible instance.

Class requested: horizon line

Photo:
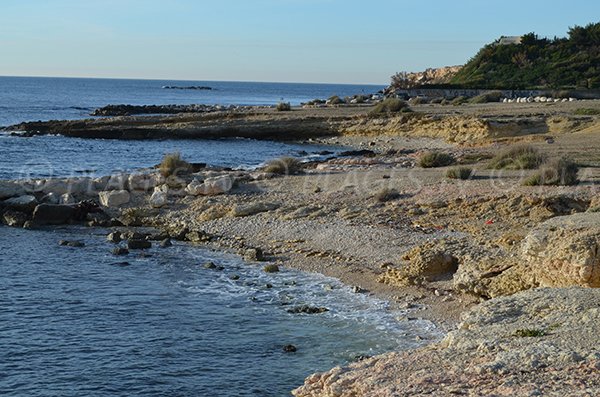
[0,74,388,87]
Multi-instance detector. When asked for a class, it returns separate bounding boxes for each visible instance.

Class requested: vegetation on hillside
[448,23,600,89]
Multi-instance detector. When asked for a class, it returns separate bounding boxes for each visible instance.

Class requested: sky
[1,0,599,84]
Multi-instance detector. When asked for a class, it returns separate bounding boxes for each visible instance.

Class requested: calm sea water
[0,77,432,396]
[0,227,437,396]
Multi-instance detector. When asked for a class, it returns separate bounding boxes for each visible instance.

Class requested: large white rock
[185,175,233,196]
[98,190,130,207]
[0,181,26,200]
[149,185,168,208]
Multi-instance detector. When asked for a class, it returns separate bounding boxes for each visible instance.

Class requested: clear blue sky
[1,0,598,84]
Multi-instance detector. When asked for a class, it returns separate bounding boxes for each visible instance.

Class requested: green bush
[369,98,410,115]
[159,152,193,177]
[470,91,504,103]
[523,158,579,186]
[488,145,545,170]
[375,188,401,202]
[446,167,473,180]
[263,157,303,175]
[574,108,600,116]
[276,102,291,111]
[418,151,455,168]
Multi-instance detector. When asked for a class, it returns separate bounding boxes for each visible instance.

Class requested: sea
[0,76,437,396]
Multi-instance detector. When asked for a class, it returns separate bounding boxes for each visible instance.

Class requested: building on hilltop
[497,36,523,45]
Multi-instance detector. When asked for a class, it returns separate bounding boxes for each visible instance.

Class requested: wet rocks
[107,231,122,243]
[2,195,38,212]
[2,210,29,227]
[59,240,85,247]
[287,305,329,314]
[112,247,129,256]
[283,344,297,353]
[0,181,26,200]
[98,190,130,207]
[127,239,151,250]
[31,204,79,225]
[263,264,280,273]
[245,248,265,262]
[159,238,172,248]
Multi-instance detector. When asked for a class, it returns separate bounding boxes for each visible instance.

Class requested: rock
[230,202,279,217]
[229,274,240,280]
[107,231,122,243]
[98,190,130,207]
[0,181,25,200]
[263,264,279,273]
[185,175,233,196]
[149,185,168,208]
[128,173,162,191]
[127,239,151,250]
[283,345,297,353]
[352,286,367,293]
[59,193,76,205]
[203,261,217,269]
[521,212,600,288]
[159,238,172,248]
[112,247,129,256]
[287,305,329,314]
[40,193,60,204]
[1,210,29,227]
[31,204,80,225]
[245,248,265,262]
[59,240,85,248]
[185,230,211,242]
[105,174,129,191]
[2,195,38,212]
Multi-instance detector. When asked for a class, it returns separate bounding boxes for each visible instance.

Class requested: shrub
[523,157,579,186]
[488,145,545,170]
[470,91,503,104]
[451,96,468,106]
[263,157,303,175]
[159,152,193,177]
[574,108,600,115]
[369,98,410,115]
[418,151,455,168]
[446,167,473,180]
[276,102,291,111]
[514,329,546,337]
[327,95,344,105]
[375,188,401,202]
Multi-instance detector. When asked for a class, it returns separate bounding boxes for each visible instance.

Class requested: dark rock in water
[354,355,372,362]
[2,195,38,212]
[338,149,376,157]
[229,274,240,281]
[2,210,29,227]
[287,305,329,314]
[31,202,100,226]
[92,103,216,116]
[127,239,151,250]
[59,240,85,248]
[265,283,273,289]
[162,86,213,90]
[263,264,280,273]
[107,231,122,243]
[283,344,297,353]
[159,238,172,248]
[316,150,334,155]
[244,248,265,262]
[203,261,217,269]
[112,247,129,256]
[352,286,368,294]
[123,231,146,241]
[111,261,131,267]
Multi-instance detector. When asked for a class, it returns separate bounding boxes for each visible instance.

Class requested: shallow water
[0,134,342,180]
[0,227,438,396]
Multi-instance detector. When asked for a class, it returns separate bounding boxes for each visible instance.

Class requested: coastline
[3,101,600,395]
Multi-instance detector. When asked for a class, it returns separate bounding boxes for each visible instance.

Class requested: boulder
[230,202,279,217]
[41,193,60,204]
[287,305,328,314]
[127,239,151,250]
[107,231,122,243]
[245,248,265,261]
[521,212,600,288]
[31,202,98,225]
[129,173,163,191]
[59,193,76,205]
[2,210,29,227]
[112,247,129,256]
[59,240,85,248]
[149,185,168,208]
[2,195,38,212]
[263,264,279,273]
[98,190,130,207]
[105,174,129,191]
[0,181,25,200]
[185,175,233,196]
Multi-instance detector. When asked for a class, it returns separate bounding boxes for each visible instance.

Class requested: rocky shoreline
[3,101,600,395]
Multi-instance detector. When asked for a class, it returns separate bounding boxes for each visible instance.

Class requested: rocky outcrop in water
[91,104,230,116]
